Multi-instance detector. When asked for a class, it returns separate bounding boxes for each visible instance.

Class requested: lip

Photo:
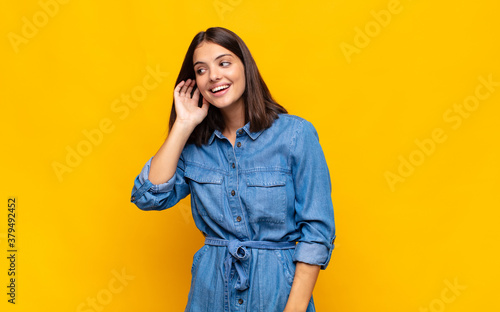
[210,84,231,97]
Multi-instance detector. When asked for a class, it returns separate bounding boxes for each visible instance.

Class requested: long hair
[167,27,287,146]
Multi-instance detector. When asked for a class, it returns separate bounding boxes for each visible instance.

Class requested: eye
[196,68,206,75]
[220,61,230,67]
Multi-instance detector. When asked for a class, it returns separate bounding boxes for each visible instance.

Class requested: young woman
[131,27,336,312]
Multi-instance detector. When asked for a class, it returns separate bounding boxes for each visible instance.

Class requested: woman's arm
[284,118,336,311]
[148,79,209,184]
[283,262,320,312]
[148,119,195,184]
[131,79,209,210]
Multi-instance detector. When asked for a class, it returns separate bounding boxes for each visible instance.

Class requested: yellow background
[1,0,499,311]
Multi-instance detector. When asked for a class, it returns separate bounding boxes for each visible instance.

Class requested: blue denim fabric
[131,114,336,312]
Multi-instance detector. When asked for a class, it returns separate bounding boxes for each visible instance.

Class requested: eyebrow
[193,54,232,67]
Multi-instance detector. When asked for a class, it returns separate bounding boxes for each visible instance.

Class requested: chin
[210,100,232,109]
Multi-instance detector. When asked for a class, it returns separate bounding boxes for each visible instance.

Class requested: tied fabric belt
[204,237,296,311]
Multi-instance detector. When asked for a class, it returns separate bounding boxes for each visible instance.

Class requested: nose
[209,66,222,82]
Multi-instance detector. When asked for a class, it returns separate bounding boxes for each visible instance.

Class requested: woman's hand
[173,79,209,128]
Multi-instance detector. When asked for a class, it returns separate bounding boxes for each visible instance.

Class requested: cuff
[292,238,335,270]
[131,156,176,203]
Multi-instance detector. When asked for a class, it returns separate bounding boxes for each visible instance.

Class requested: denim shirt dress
[131,114,336,312]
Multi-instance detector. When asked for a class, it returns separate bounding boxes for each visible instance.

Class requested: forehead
[193,41,235,63]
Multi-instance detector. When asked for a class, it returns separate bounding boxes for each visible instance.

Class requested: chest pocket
[184,166,224,222]
[245,171,287,224]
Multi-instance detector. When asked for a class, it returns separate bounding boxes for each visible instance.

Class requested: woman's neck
[220,100,245,145]
[221,101,245,134]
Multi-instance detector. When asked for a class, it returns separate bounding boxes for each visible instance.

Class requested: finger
[174,80,186,94]
[202,95,211,107]
[200,97,210,113]
[180,79,191,95]
[186,80,195,97]
[191,86,200,102]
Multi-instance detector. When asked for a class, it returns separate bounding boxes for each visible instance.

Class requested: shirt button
[231,190,236,196]
[237,142,241,147]
[236,216,242,222]
[232,163,235,169]
[131,196,136,201]
[238,129,244,135]
[238,298,244,304]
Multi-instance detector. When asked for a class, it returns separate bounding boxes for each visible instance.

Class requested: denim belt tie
[204,237,296,311]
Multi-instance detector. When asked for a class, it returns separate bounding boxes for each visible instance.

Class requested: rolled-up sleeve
[130,153,190,211]
[290,119,336,270]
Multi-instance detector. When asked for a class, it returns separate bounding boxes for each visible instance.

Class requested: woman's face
[193,41,246,111]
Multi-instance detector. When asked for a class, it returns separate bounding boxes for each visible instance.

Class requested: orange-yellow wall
[1,0,499,311]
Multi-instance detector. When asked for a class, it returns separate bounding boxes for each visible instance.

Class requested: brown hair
[167,27,287,146]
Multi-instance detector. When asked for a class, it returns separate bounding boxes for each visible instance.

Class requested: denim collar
[207,121,264,145]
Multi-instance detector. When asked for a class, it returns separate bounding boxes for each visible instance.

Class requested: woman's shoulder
[273,113,310,128]
[272,114,324,149]
[272,113,317,134]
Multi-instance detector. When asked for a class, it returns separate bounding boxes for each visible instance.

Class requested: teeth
[211,85,229,92]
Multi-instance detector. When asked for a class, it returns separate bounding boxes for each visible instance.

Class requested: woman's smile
[210,83,231,96]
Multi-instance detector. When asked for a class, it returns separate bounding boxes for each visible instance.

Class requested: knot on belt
[204,237,296,311]
[227,240,251,291]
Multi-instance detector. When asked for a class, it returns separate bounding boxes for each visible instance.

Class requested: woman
[131,27,336,312]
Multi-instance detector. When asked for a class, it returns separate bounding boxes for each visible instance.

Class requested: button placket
[230,136,251,238]
[225,142,246,236]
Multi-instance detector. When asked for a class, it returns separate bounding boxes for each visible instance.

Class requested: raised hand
[173,79,209,128]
